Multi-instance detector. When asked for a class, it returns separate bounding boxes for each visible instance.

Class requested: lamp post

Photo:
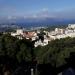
[30,41,38,75]
[30,41,35,75]
[35,61,38,75]
[31,68,34,75]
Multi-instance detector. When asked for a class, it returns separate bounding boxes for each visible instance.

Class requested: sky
[0,0,75,19]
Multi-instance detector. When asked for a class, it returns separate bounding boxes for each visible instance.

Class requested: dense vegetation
[34,37,75,67]
[0,33,75,75]
[0,33,33,75]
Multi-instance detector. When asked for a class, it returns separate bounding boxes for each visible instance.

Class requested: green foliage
[1,33,75,69]
[0,34,32,64]
[16,42,32,62]
[34,37,75,67]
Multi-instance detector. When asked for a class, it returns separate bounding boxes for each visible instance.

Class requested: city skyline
[0,0,75,19]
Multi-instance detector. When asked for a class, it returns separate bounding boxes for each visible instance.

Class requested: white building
[11,29,23,39]
[11,29,23,36]
[10,24,75,47]
[68,24,75,29]
[16,29,23,35]
[34,39,49,47]
[55,28,65,34]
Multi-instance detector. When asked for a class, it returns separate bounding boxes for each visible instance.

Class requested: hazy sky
[0,0,75,19]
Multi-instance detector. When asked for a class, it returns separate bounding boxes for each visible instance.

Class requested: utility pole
[35,62,38,75]
[30,41,35,75]
[30,40,38,75]
[31,68,34,75]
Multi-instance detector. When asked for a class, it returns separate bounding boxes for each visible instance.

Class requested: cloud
[0,7,75,20]
[23,8,56,19]
[34,8,75,19]
[53,8,75,19]
[42,8,49,12]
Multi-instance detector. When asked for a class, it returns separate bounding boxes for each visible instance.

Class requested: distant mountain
[0,17,75,27]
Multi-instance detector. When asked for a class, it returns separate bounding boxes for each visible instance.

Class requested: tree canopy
[34,37,75,67]
[0,33,75,75]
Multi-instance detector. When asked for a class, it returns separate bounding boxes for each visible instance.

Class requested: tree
[34,37,75,68]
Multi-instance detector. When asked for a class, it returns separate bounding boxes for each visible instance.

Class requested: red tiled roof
[23,32,36,38]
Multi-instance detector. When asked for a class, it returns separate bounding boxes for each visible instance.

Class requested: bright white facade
[34,39,49,47]
[10,24,75,47]
[55,28,65,34]
[11,29,23,36]
[16,29,23,35]
[47,24,75,40]
[68,24,75,29]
